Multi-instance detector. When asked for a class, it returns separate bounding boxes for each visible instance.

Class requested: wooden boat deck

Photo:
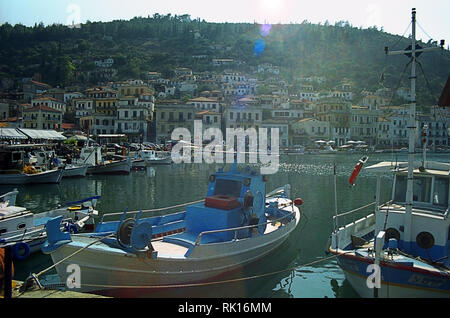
[152,240,189,258]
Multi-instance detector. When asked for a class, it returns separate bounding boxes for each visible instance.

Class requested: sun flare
[261,0,284,13]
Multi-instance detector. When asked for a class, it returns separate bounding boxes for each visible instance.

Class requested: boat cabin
[76,146,103,166]
[374,162,450,261]
[137,150,157,160]
[168,165,267,245]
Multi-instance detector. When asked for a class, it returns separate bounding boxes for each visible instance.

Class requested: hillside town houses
[1,63,449,150]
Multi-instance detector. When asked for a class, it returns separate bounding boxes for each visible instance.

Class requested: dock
[1,281,109,298]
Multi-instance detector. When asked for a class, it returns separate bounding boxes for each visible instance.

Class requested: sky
[1,0,449,44]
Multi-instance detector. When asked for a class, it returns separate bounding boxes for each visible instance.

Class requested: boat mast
[404,8,417,253]
[385,8,444,252]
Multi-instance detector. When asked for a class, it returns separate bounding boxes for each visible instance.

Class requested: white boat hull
[341,266,450,298]
[62,165,87,178]
[0,168,64,185]
[49,207,300,296]
[87,159,131,175]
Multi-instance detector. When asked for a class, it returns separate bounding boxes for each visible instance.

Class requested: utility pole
[384,8,444,252]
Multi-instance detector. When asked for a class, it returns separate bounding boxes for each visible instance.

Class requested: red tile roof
[23,105,62,113]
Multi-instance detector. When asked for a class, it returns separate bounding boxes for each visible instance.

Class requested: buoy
[348,156,369,187]
[12,242,30,260]
[294,198,304,206]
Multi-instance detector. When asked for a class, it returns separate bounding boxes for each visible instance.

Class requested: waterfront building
[315,98,351,146]
[417,114,449,150]
[224,105,262,131]
[155,101,196,143]
[94,97,117,116]
[376,116,392,147]
[74,98,95,126]
[80,113,115,136]
[22,105,62,130]
[261,119,290,148]
[31,96,66,114]
[350,105,379,146]
[195,110,222,134]
[188,97,222,113]
[116,96,151,142]
[290,118,331,146]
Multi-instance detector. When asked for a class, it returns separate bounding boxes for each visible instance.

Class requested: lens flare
[254,38,266,56]
[260,23,272,37]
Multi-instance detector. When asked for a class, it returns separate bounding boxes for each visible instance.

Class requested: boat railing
[332,200,392,230]
[194,209,296,246]
[0,217,76,246]
[99,199,205,223]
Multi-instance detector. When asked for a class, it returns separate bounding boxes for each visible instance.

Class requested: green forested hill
[1,14,449,106]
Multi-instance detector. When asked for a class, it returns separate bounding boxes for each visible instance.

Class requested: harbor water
[3,152,450,298]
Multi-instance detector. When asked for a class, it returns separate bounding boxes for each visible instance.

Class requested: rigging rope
[51,254,341,290]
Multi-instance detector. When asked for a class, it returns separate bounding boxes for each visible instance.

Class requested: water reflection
[10,153,450,297]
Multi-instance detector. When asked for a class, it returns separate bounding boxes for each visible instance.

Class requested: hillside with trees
[1,13,449,106]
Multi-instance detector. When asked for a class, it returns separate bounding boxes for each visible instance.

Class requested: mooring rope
[36,234,116,279]
[43,254,341,291]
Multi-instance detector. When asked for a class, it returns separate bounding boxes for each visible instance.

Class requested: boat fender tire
[12,242,30,260]
[384,228,400,243]
[416,232,434,250]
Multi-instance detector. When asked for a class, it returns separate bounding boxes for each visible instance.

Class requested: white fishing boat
[0,146,64,185]
[41,162,303,297]
[62,164,88,178]
[74,146,131,175]
[0,168,64,185]
[132,150,172,169]
[328,8,449,298]
[0,189,99,260]
[87,158,131,175]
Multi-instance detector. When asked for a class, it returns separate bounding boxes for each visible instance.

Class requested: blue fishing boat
[328,8,449,298]
[41,161,302,297]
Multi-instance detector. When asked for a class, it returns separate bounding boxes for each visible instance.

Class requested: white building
[31,97,66,114]
[116,97,150,142]
[94,58,114,68]
[74,98,94,120]
[188,97,221,113]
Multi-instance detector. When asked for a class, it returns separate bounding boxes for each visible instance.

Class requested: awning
[0,128,28,140]
[17,128,67,141]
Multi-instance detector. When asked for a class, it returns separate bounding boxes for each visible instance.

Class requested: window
[214,179,242,197]
[433,177,449,207]
[412,177,432,203]
[394,175,407,203]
